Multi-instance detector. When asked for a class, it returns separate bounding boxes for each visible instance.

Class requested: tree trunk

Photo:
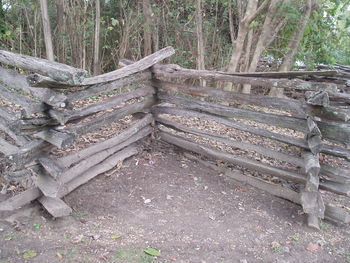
[143,0,153,56]
[269,0,313,98]
[39,0,54,61]
[56,0,64,63]
[225,0,269,92]
[93,0,101,75]
[196,0,206,86]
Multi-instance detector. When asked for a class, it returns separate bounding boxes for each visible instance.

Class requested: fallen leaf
[306,242,319,252]
[23,250,37,259]
[56,251,63,259]
[144,248,161,257]
[111,235,121,239]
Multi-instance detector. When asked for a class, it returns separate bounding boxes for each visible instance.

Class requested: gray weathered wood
[58,114,153,167]
[38,157,65,178]
[27,74,76,88]
[154,80,305,116]
[66,96,155,137]
[320,164,350,183]
[0,49,88,84]
[80,46,174,86]
[67,71,152,103]
[50,86,155,125]
[0,187,41,211]
[0,66,67,108]
[152,65,338,92]
[57,126,152,187]
[0,84,46,116]
[159,94,350,145]
[156,116,303,167]
[33,129,75,148]
[184,152,350,224]
[0,137,19,156]
[305,90,330,106]
[57,145,138,198]
[37,196,72,217]
[7,140,51,169]
[160,131,349,196]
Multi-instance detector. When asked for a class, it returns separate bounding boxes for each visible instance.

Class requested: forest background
[0,0,349,95]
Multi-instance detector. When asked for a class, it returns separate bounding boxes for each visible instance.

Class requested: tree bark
[196,0,206,86]
[56,0,65,63]
[39,0,54,61]
[93,0,101,75]
[143,0,153,56]
[269,0,313,98]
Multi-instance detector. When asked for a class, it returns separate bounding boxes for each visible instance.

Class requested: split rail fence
[0,47,349,229]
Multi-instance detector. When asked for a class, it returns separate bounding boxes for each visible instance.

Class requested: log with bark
[0,66,67,108]
[0,49,88,84]
[184,153,350,224]
[159,93,350,145]
[159,130,350,197]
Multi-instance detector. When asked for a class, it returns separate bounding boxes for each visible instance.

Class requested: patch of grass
[33,222,42,229]
[320,221,330,230]
[72,210,88,218]
[272,246,283,253]
[290,233,300,242]
[4,233,14,241]
[63,233,71,240]
[114,248,155,263]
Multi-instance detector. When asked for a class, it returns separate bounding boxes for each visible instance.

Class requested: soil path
[0,140,349,263]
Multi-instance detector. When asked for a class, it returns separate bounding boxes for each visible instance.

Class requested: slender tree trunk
[93,0,101,75]
[225,0,270,91]
[56,0,64,63]
[196,0,206,86]
[40,0,54,61]
[143,0,153,56]
[269,0,313,97]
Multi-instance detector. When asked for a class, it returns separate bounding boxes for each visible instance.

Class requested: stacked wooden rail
[148,64,350,229]
[0,47,174,217]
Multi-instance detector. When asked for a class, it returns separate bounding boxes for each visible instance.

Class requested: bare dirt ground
[0,139,349,263]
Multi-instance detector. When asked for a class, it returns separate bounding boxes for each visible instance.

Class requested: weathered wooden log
[303,151,320,192]
[7,140,51,169]
[0,84,46,116]
[320,164,350,183]
[80,46,174,86]
[153,106,350,160]
[0,187,41,211]
[0,120,28,146]
[67,71,152,103]
[33,129,75,148]
[0,49,88,84]
[300,191,325,218]
[37,197,72,218]
[57,126,152,188]
[152,65,338,92]
[65,96,155,137]
[50,86,155,125]
[38,157,64,178]
[184,153,350,224]
[27,74,76,88]
[35,172,61,198]
[0,66,68,108]
[159,131,350,196]
[0,144,140,213]
[305,90,330,106]
[156,116,303,167]
[154,80,305,116]
[156,80,350,122]
[58,114,153,167]
[0,137,19,156]
[159,94,350,145]
[57,145,138,198]
[153,106,309,147]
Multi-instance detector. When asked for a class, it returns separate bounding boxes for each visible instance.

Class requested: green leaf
[144,248,161,257]
[23,250,37,259]
[111,18,119,26]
